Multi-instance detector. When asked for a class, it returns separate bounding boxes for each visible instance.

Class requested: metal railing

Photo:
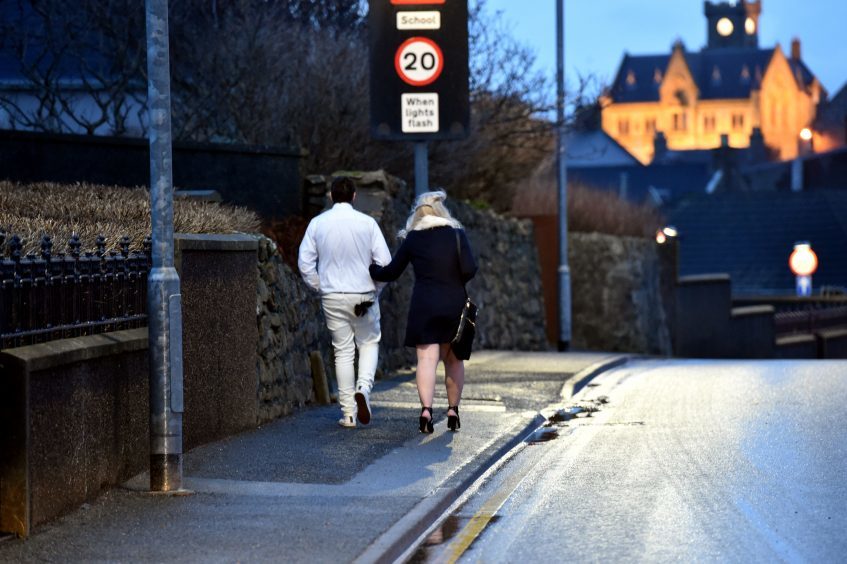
[773,307,847,336]
[733,295,847,337]
[0,232,151,350]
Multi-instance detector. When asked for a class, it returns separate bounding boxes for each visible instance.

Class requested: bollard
[310,350,331,405]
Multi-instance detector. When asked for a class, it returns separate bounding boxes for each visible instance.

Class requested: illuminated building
[601,0,826,164]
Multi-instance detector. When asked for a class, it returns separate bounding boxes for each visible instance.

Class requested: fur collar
[412,215,461,231]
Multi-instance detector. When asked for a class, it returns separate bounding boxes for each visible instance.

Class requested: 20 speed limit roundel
[395,37,444,87]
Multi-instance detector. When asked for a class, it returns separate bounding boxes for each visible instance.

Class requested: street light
[145,0,184,492]
[555,0,572,351]
[789,241,818,297]
[655,225,678,245]
[798,127,814,156]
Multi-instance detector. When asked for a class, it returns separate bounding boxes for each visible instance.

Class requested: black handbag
[450,230,478,360]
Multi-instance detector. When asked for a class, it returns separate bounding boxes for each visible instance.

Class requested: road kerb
[559,354,632,400]
[353,411,545,564]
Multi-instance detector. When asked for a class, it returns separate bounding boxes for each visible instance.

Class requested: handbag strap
[454,229,468,299]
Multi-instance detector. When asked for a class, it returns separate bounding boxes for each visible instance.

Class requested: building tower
[704,0,761,49]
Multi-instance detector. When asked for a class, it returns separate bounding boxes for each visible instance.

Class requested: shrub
[510,157,664,238]
[0,181,260,254]
[261,216,309,271]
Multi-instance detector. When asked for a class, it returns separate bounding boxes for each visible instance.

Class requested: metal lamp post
[145,0,184,492]
[556,0,572,350]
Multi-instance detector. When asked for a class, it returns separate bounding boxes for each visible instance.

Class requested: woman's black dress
[370,226,477,347]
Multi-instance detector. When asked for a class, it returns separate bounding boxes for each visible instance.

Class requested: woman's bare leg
[441,344,464,416]
[416,344,440,417]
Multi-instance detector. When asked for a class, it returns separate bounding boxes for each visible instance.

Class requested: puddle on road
[408,514,502,563]
[549,395,610,423]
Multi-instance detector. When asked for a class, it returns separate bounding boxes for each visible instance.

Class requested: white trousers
[321,293,381,416]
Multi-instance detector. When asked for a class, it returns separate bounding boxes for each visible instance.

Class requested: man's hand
[354,300,374,317]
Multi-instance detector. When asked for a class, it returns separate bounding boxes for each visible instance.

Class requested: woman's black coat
[370,225,477,347]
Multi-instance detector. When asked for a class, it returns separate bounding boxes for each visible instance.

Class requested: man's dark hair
[331,176,356,203]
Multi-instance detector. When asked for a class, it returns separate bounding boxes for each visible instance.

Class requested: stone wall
[352,171,548,355]
[256,237,333,423]
[451,202,548,350]
[569,232,672,355]
[254,171,549,423]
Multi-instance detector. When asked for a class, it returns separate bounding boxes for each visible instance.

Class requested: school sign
[368,0,470,140]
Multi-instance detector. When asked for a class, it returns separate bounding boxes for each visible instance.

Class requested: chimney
[791,38,801,60]
[653,131,668,162]
[749,127,766,163]
[791,157,803,192]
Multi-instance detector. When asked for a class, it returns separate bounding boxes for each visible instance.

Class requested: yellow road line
[439,447,534,563]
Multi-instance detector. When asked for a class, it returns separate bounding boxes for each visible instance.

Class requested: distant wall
[0,130,304,220]
[528,216,673,355]
[453,203,549,350]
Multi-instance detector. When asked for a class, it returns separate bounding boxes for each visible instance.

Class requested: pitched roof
[744,146,847,191]
[608,47,815,104]
[568,162,712,206]
[609,53,669,103]
[566,130,640,167]
[668,190,847,295]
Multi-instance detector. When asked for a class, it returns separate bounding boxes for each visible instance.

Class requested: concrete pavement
[0,350,627,563]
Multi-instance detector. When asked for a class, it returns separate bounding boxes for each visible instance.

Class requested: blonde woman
[369,190,478,433]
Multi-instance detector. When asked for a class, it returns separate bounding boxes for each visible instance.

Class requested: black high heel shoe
[447,405,460,432]
[419,406,434,434]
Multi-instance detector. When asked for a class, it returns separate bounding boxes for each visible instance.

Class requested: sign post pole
[369,0,469,189]
[414,142,429,196]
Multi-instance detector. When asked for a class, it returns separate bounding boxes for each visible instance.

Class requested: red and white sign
[395,37,444,86]
[391,0,445,4]
[402,93,439,132]
[789,243,818,276]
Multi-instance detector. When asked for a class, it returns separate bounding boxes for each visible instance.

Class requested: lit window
[626,70,636,87]
[645,118,657,133]
[740,65,751,81]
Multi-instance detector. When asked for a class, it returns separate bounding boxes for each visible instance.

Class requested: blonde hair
[398,189,462,238]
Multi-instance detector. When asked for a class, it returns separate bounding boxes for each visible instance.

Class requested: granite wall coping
[731,305,776,317]
[0,329,148,374]
[678,273,732,285]
[175,233,259,252]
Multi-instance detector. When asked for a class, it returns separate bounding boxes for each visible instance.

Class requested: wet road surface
[415,359,847,562]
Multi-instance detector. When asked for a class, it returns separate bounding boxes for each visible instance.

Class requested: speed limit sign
[369,0,468,140]
[394,37,444,87]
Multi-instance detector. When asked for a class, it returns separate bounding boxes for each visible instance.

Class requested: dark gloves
[354,300,374,317]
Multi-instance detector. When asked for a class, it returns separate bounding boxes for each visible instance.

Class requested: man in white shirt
[298,176,392,428]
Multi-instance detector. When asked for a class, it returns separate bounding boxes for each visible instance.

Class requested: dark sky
[485,0,847,97]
